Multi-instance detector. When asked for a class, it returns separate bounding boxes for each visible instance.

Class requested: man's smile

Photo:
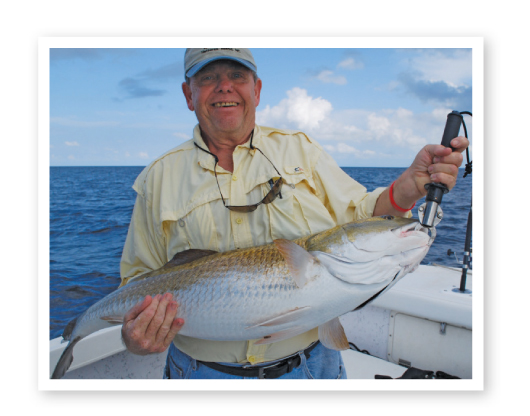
[213,102,239,107]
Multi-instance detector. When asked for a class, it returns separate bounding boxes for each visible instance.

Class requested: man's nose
[216,75,233,93]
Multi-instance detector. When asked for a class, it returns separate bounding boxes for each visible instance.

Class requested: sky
[49,46,473,168]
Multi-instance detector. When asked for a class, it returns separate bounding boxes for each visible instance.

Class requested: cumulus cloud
[256,87,332,131]
[65,141,80,146]
[139,152,149,159]
[257,88,432,151]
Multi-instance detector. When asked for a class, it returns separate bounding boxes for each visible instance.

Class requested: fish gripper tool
[419,110,463,228]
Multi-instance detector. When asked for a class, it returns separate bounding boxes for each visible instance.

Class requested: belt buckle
[253,361,285,379]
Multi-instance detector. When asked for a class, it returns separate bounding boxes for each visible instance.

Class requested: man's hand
[121,293,184,355]
[374,136,469,216]
[404,136,470,200]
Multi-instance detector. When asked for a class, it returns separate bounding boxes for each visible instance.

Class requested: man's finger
[163,316,185,349]
[155,298,179,344]
[123,295,153,323]
[144,293,171,339]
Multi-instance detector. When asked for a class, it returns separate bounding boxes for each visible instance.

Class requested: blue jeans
[163,342,346,379]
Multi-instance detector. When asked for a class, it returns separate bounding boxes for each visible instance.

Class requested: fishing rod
[418,110,472,293]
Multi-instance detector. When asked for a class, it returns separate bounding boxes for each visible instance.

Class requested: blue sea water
[49,166,472,340]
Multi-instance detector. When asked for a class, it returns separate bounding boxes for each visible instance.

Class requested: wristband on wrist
[389,181,416,212]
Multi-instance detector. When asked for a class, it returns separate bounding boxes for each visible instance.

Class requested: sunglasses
[194,132,283,212]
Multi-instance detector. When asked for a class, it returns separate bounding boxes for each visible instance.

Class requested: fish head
[306,216,433,285]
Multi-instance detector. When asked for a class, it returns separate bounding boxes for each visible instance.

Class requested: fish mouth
[391,221,433,245]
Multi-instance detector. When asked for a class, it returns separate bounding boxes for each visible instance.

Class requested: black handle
[441,111,463,150]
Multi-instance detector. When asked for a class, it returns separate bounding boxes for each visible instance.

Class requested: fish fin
[61,315,79,341]
[274,239,319,288]
[166,249,218,268]
[245,306,311,329]
[51,336,82,379]
[100,315,124,324]
[253,327,305,345]
[123,249,219,285]
[318,317,350,351]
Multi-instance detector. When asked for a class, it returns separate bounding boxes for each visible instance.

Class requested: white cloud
[256,87,332,131]
[139,152,149,159]
[67,155,75,160]
[409,49,471,87]
[65,141,80,146]
[256,88,452,166]
[316,70,347,85]
[338,57,364,70]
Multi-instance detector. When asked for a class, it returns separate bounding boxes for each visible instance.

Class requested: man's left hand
[394,136,469,205]
[375,136,469,216]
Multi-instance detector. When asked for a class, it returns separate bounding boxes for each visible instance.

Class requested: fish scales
[52,216,433,378]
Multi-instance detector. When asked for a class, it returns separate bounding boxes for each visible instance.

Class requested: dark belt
[198,341,320,379]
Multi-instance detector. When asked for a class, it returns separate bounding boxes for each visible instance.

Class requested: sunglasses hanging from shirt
[194,131,283,213]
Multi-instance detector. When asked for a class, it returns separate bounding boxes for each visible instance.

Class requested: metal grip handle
[441,111,463,149]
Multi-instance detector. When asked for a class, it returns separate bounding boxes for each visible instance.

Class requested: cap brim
[186,56,257,77]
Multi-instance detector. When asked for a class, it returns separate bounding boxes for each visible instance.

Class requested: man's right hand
[121,293,184,355]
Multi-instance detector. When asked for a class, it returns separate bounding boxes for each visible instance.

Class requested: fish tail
[51,336,82,379]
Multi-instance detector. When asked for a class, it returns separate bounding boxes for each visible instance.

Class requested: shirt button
[232,175,238,181]
[235,218,243,224]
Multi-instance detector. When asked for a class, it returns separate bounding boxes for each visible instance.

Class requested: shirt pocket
[266,167,334,240]
[163,199,223,259]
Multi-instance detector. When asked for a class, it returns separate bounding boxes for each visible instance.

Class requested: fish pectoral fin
[100,315,124,324]
[253,326,305,345]
[274,239,319,288]
[318,317,350,351]
[246,306,312,329]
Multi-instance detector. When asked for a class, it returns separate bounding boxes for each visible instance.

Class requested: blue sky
[49,47,472,167]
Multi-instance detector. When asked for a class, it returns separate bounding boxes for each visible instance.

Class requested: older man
[119,48,468,379]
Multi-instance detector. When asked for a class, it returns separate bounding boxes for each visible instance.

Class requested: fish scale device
[418,110,473,293]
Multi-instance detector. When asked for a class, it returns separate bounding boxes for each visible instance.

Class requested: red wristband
[389,181,415,212]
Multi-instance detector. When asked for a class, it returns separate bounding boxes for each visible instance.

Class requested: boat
[48,262,475,382]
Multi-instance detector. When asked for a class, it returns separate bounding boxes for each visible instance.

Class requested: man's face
[182,61,262,142]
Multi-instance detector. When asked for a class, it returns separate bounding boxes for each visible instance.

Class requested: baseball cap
[184,48,257,78]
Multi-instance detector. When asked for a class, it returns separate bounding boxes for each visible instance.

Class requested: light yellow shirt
[120,124,386,364]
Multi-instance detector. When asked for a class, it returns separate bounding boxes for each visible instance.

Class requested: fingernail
[433,157,440,163]
[428,165,434,173]
[176,319,184,326]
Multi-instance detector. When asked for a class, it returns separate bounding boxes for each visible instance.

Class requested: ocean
[49,166,472,340]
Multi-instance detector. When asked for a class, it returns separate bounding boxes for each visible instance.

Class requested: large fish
[51,215,433,379]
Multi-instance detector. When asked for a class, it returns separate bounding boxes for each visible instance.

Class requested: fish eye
[382,215,394,220]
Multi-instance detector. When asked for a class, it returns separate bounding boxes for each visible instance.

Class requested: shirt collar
[194,125,261,172]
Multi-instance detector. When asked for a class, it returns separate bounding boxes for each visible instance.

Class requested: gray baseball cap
[184,48,257,78]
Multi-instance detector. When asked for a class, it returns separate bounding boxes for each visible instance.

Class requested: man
[119,48,468,379]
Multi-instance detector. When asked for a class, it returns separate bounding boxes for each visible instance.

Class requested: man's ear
[254,78,262,107]
[182,82,194,111]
